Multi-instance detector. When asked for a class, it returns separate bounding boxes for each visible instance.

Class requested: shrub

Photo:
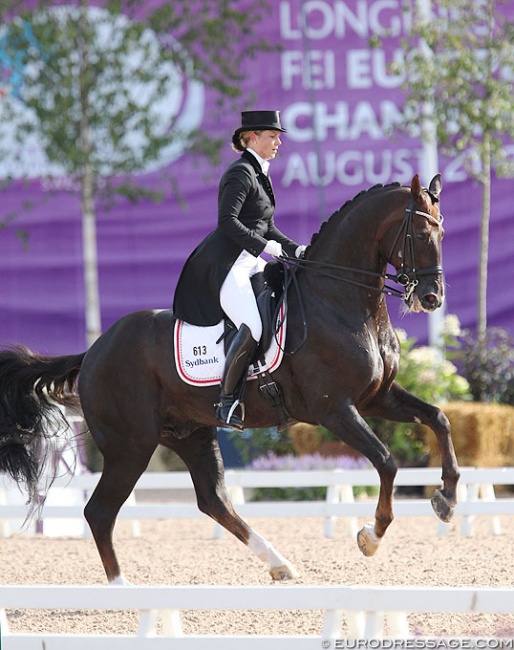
[393,327,471,404]
[226,427,294,465]
[453,327,514,405]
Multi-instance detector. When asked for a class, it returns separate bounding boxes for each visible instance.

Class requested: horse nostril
[422,293,440,309]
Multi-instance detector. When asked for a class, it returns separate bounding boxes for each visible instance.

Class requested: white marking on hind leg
[247,530,299,580]
[109,574,132,586]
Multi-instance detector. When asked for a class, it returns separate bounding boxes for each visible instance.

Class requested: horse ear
[410,174,422,198]
[429,173,442,199]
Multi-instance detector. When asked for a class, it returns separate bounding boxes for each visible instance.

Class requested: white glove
[264,240,283,258]
[295,245,307,258]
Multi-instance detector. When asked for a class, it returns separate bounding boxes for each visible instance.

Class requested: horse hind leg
[167,426,299,580]
[84,429,157,584]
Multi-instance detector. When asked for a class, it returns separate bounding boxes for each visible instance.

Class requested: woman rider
[173,110,305,430]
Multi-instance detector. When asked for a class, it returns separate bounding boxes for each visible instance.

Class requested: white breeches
[220,250,266,342]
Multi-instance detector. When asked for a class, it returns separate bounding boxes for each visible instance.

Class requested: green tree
[391,0,514,340]
[0,0,272,347]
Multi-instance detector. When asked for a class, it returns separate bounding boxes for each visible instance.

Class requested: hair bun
[231,131,245,152]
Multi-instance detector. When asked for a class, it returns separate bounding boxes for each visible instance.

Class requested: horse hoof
[431,489,455,523]
[357,523,380,557]
[269,563,300,581]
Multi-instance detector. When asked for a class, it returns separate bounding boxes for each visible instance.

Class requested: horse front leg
[321,406,397,557]
[168,426,299,580]
[367,381,460,523]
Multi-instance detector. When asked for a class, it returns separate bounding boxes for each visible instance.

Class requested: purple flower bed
[246,451,369,471]
[245,452,373,501]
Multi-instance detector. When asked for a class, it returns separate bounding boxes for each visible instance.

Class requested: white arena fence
[1,466,514,539]
[2,583,514,648]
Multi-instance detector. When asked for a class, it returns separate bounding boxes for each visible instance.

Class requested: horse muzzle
[412,277,445,313]
[398,266,444,313]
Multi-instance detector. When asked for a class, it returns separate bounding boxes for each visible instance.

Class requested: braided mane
[308,182,402,250]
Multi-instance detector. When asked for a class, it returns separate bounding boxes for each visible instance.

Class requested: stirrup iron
[214,396,246,431]
[226,399,244,425]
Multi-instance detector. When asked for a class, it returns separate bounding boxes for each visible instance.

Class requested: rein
[282,198,443,303]
[281,253,407,299]
[275,198,444,355]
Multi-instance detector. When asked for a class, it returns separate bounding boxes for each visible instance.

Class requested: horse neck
[304,191,404,305]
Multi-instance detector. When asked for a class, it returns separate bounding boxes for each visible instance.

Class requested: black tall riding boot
[214,324,257,431]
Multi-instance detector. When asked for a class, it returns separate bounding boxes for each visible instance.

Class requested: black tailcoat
[173,150,298,326]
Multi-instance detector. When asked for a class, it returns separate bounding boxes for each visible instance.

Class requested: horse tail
[0,345,86,506]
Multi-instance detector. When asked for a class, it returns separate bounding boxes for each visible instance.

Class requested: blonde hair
[231,130,262,153]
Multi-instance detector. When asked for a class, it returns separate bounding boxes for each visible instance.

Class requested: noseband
[281,197,444,304]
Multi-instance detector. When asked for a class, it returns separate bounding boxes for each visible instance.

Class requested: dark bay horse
[0,173,460,584]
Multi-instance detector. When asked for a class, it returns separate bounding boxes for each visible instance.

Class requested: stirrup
[214,398,245,431]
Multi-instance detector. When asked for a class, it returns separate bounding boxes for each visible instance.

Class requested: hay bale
[425,401,514,467]
[288,423,324,455]
[288,422,363,458]
[148,447,187,471]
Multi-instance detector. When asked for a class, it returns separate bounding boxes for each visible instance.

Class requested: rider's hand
[295,245,306,259]
[264,240,283,258]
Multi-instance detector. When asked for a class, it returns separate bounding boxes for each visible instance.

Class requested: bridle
[281,196,444,305]
[387,197,444,303]
[275,196,444,354]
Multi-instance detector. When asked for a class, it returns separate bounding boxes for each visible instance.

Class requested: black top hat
[234,110,287,138]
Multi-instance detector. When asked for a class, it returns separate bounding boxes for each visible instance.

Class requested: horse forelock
[307,182,403,251]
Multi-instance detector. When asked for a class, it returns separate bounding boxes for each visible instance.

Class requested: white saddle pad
[174,305,286,386]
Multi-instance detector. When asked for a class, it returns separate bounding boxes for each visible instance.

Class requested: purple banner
[0,1,513,355]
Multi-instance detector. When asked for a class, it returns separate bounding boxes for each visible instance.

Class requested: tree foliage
[0,0,273,186]
[390,0,514,338]
[0,0,273,345]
